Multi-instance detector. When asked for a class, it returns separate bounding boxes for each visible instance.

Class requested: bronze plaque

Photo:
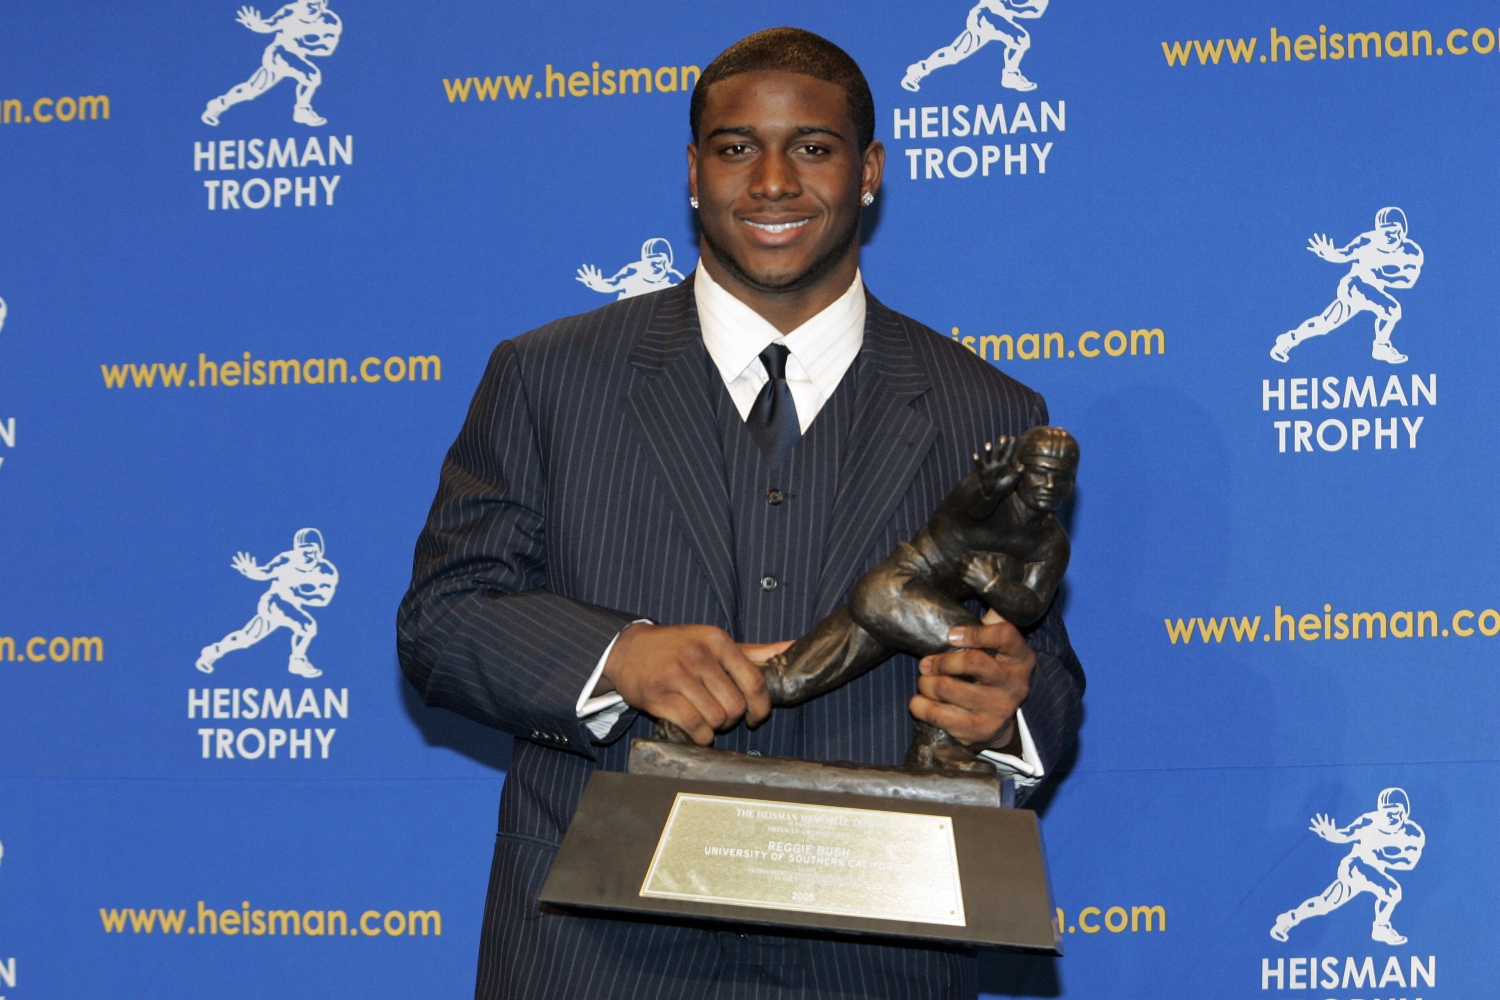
[639,792,965,926]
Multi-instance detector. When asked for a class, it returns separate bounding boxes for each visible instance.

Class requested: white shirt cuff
[575,620,650,738]
[978,709,1043,788]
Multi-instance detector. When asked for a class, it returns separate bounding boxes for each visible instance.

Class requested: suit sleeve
[1014,387,1084,804]
[396,339,637,759]
[1018,593,1085,804]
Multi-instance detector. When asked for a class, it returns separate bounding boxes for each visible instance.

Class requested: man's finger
[738,640,793,664]
[909,694,987,746]
[657,692,714,746]
[720,643,773,727]
[678,662,742,731]
[946,610,1020,649]
[918,672,1008,714]
[952,626,1029,658]
[691,657,750,732]
[921,649,1004,681]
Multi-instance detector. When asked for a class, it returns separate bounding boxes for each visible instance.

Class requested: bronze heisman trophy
[655,425,1078,777]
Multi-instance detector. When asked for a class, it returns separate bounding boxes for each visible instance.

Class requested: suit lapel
[625,279,739,627]
[813,294,937,619]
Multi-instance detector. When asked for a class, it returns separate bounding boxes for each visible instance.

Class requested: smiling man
[399,26,1083,1000]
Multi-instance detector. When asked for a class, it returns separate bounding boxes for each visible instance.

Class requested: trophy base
[537,741,1059,953]
[628,738,1014,808]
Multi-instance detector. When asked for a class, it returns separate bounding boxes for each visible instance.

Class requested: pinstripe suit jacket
[398,277,1084,999]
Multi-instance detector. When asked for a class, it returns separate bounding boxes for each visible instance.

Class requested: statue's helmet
[1374,207,1408,235]
[294,528,325,555]
[641,238,673,264]
[1377,787,1410,814]
[1017,426,1080,467]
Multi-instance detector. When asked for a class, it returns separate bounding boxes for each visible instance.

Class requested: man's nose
[750,149,800,200]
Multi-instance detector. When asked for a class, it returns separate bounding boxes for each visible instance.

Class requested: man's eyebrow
[705,125,846,140]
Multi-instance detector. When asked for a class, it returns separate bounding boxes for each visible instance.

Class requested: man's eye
[721,144,752,155]
[797,144,827,155]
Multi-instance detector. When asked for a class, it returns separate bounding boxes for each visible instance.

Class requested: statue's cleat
[195,652,215,674]
[1001,71,1038,92]
[906,723,998,777]
[288,657,323,679]
[293,106,327,127]
[1269,913,1293,942]
[201,107,221,127]
[1371,923,1407,945]
[1270,334,1295,363]
[1372,342,1408,364]
[901,65,924,92]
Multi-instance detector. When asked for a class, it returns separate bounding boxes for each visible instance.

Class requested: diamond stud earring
[690,196,699,209]
[861,191,875,207]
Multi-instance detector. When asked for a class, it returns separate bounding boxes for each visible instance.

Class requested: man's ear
[686,141,699,203]
[860,140,886,200]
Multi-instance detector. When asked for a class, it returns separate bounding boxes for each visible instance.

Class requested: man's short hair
[690,27,876,151]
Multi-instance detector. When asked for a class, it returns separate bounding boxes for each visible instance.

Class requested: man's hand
[911,609,1034,750]
[601,624,787,746]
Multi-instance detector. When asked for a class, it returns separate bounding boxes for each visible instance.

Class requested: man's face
[1016,452,1074,511]
[689,70,880,293]
[1378,223,1404,246]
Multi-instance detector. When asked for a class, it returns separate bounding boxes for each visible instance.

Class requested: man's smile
[741,217,812,234]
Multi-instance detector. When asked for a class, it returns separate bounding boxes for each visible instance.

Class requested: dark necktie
[746,343,801,465]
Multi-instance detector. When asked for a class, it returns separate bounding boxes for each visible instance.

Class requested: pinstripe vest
[714,349,857,761]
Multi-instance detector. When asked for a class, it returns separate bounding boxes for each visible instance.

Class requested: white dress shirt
[574,262,1042,786]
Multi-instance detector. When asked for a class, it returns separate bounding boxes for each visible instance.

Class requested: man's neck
[698,243,860,335]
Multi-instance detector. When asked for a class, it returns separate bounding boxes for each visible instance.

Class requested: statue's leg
[763,541,963,706]
[844,543,997,776]
[761,606,891,706]
[851,542,981,653]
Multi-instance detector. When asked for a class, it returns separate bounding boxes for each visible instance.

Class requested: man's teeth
[744,218,811,234]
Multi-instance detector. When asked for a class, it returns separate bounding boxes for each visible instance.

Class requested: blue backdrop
[2,1,1496,996]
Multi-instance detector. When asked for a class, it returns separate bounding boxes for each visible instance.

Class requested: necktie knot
[760,343,790,381]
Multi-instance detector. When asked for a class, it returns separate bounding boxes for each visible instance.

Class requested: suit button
[760,575,778,591]
[766,489,785,505]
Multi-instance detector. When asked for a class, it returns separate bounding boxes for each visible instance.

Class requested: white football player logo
[903,0,1050,93]
[1270,788,1426,946]
[197,528,339,678]
[577,238,686,300]
[1272,208,1424,365]
[202,1,343,127]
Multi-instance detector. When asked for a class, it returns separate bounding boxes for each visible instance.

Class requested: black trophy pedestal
[538,740,1061,953]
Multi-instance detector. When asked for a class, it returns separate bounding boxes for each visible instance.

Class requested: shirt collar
[694,260,865,397]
